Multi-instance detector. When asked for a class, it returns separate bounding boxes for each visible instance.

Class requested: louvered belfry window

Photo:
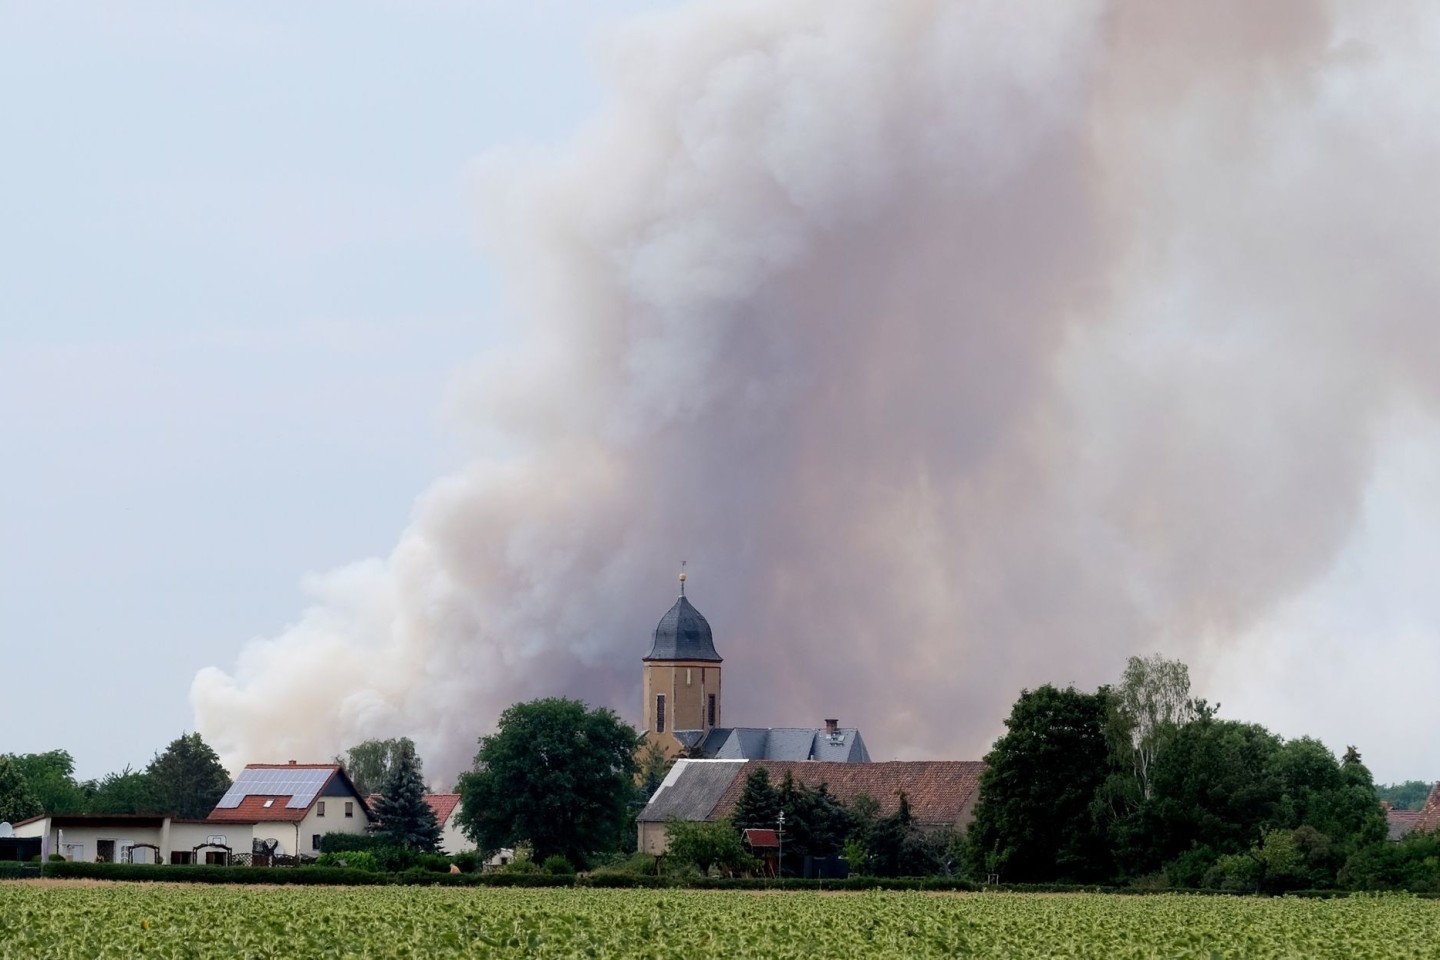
[656,695,667,733]
[708,694,716,727]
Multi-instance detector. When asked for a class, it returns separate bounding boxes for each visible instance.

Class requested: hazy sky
[0,1,675,779]
[5,1,1440,788]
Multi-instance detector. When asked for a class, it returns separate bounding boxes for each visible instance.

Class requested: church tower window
[708,694,716,727]
[656,695,666,733]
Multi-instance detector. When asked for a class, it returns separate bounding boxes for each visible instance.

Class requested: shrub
[541,855,575,875]
[450,851,480,874]
[315,851,381,873]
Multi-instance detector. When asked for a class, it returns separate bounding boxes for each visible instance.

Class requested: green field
[1,883,1435,959]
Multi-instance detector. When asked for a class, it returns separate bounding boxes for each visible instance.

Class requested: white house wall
[440,813,473,855]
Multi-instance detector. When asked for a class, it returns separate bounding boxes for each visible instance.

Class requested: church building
[641,570,870,763]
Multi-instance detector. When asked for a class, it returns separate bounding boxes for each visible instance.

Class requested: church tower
[642,568,722,748]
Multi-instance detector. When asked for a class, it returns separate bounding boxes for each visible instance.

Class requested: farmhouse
[636,757,986,855]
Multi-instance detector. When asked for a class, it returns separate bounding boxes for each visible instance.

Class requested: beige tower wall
[643,660,722,737]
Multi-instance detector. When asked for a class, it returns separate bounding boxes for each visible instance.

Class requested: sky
[0,0,676,780]
[4,1,1440,789]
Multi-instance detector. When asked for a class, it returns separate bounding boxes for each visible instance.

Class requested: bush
[541,855,575,875]
[500,858,541,875]
[47,854,66,863]
[315,851,381,873]
[450,851,481,874]
[415,853,453,874]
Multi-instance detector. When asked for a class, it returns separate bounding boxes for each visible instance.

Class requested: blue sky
[0,1,674,780]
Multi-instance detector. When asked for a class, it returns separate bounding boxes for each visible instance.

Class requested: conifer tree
[730,767,780,831]
[372,742,442,853]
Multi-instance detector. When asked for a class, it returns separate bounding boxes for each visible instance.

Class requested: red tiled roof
[711,761,987,828]
[365,792,463,825]
[743,828,779,848]
[425,794,462,825]
[208,795,309,823]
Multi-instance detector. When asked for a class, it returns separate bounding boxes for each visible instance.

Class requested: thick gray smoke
[193,0,1440,784]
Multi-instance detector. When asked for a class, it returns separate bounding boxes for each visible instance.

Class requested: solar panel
[214,767,334,810]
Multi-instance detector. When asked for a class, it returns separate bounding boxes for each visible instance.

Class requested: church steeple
[642,568,722,744]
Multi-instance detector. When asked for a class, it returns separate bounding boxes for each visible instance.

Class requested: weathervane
[679,560,687,596]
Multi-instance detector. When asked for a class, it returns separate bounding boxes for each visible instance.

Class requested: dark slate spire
[644,583,722,662]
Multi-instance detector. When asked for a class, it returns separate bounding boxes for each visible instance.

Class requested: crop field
[1,883,1436,959]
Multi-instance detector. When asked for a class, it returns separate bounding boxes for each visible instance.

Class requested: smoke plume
[193,0,1440,784]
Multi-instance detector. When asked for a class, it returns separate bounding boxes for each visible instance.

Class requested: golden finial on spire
[679,560,687,596]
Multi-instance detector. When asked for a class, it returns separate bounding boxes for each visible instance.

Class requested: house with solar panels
[10,762,373,864]
[642,570,870,763]
[209,761,373,859]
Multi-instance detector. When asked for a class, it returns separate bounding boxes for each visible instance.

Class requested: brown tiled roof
[1388,809,1424,841]
[711,761,986,828]
[743,828,779,849]
[1410,783,1440,835]
[208,795,308,823]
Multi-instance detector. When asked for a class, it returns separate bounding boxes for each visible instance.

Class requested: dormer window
[317,801,326,817]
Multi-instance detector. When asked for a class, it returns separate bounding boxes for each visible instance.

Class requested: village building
[641,571,870,762]
[636,757,986,856]
[10,761,372,864]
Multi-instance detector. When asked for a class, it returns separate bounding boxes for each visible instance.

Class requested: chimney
[288,760,297,766]
[824,718,838,736]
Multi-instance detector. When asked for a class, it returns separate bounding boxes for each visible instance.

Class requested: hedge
[40,861,388,886]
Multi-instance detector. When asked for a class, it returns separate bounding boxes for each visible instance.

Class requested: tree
[1375,780,1433,811]
[5,751,86,815]
[867,792,936,877]
[636,740,673,801]
[665,818,755,875]
[1105,655,1197,809]
[730,768,780,832]
[963,684,1113,883]
[85,766,157,815]
[371,740,442,853]
[147,733,232,819]
[337,738,419,797]
[0,755,41,823]
[457,698,640,866]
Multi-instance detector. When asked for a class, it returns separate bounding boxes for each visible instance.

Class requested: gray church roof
[643,595,721,662]
[684,726,871,763]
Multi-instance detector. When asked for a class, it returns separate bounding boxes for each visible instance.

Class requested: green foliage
[4,750,86,815]
[85,765,159,815]
[665,818,755,876]
[1376,780,1433,811]
[5,884,1440,958]
[315,850,381,872]
[0,755,42,823]
[1339,830,1440,893]
[540,855,574,875]
[964,684,1114,883]
[457,697,640,866]
[337,738,419,798]
[146,733,232,819]
[730,767,780,831]
[635,739,672,801]
[371,740,442,853]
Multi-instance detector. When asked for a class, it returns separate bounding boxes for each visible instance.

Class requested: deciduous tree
[457,698,639,866]
[963,684,1113,883]
[337,738,419,798]
[0,755,41,823]
[147,733,231,819]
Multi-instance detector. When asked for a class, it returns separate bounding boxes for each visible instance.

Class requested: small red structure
[742,828,780,877]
